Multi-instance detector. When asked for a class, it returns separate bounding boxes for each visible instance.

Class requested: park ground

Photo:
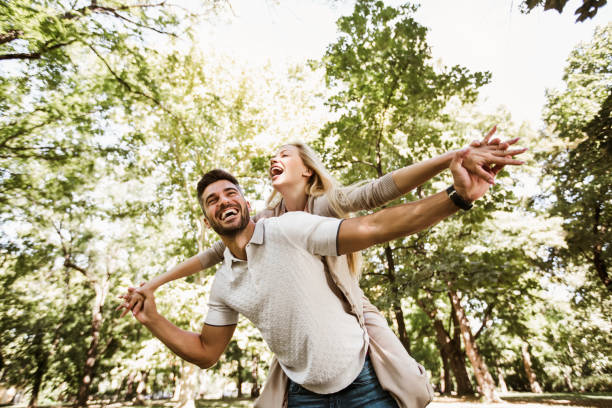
[8,394,612,408]
[147,393,612,408]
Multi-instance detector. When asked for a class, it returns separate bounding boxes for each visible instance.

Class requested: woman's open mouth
[270,165,284,180]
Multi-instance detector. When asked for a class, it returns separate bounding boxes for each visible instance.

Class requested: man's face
[201,179,251,236]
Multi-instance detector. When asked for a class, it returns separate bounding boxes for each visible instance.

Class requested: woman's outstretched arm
[117,241,226,317]
[118,211,275,317]
[335,127,525,214]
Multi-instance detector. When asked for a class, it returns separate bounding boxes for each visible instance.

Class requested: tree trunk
[448,289,499,402]
[27,332,47,408]
[521,342,542,393]
[448,337,474,395]
[449,308,475,396]
[563,369,574,392]
[0,350,4,381]
[384,245,411,353]
[76,278,109,408]
[134,370,149,403]
[592,204,611,291]
[497,367,508,393]
[124,372,136,401]
[175,362,198,408]
[251,355,260,398]
[417,297,474,395]
[440,351,452,395]
[237,358,243,398]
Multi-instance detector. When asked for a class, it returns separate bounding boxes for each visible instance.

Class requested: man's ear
[202,215,211,229]
[246,201,252,213]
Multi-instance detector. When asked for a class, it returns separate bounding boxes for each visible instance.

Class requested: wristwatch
[446,185,473,210]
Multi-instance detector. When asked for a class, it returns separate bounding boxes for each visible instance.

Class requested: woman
[119,128,524,407]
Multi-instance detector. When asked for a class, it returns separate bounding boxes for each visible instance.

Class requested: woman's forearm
[147,255,203,291]
[390,150,456,194]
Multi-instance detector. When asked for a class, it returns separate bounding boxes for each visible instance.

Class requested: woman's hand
[462,126,526,184]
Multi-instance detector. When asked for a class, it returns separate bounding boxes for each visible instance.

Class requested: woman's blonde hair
[266,142,363,277]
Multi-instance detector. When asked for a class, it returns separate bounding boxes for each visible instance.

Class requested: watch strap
[446,185,473,210]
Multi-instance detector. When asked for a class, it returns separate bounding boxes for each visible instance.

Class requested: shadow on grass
[500,392,612,407]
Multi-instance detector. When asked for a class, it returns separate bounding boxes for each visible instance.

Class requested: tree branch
[87,44,191,134]
[0,40,77,60]
[97,7,178,37]
[0,119,56,150]
[62,2,169,20]
[0,2,173,53]
[474,302,495,339]
[363,271,390,279]
[0,30,22,45]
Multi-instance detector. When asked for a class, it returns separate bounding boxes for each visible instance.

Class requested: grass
[195,393,612,407]
[499,392,612,407]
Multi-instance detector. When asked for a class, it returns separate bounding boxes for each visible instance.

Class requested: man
[123,150,505,407]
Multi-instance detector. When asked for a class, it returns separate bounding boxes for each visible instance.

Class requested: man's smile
[218,207,239,221]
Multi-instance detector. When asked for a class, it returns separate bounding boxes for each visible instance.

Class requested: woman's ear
[302,167,313,178]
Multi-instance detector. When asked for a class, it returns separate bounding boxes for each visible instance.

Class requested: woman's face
[269,145,312,190]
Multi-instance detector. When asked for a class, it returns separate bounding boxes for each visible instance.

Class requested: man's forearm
[143,314,211,368]
[338,191,458,255]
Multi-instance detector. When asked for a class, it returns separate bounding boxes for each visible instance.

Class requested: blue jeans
[287,356,399,408]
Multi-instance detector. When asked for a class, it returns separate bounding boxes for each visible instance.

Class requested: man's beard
[206,205,250,237]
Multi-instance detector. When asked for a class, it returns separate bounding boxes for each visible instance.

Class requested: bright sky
[196,0,610,128]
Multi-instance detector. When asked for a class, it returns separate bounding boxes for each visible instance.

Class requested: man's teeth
[222,209,238,219]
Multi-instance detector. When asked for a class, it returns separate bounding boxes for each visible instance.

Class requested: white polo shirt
[205,212,368,394]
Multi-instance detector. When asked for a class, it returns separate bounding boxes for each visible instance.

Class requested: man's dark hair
[196,169,242,212]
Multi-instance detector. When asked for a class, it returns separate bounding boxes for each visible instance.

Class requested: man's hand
[117,282,149,319]
[131,287,158,324]
[463,126,526,184]
[450,149,504,202]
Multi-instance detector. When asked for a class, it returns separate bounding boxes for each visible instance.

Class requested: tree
[521,0,608,22]
[312,0,544,402]
[541,23,611,292]
[314,0,489,354]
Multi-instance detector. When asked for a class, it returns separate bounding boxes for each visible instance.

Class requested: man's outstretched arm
[128,289,235,369]
[337,190,457,255]
[337,149,504,255]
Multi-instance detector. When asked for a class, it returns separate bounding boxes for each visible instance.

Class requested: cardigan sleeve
[314,172,402,216]
[196,240,225,269]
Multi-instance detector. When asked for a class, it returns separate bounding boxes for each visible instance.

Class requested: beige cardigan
[198,174,434,408]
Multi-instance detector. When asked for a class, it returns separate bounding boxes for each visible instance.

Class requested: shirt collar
[221,221,265,269]
[250,220,265,245]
